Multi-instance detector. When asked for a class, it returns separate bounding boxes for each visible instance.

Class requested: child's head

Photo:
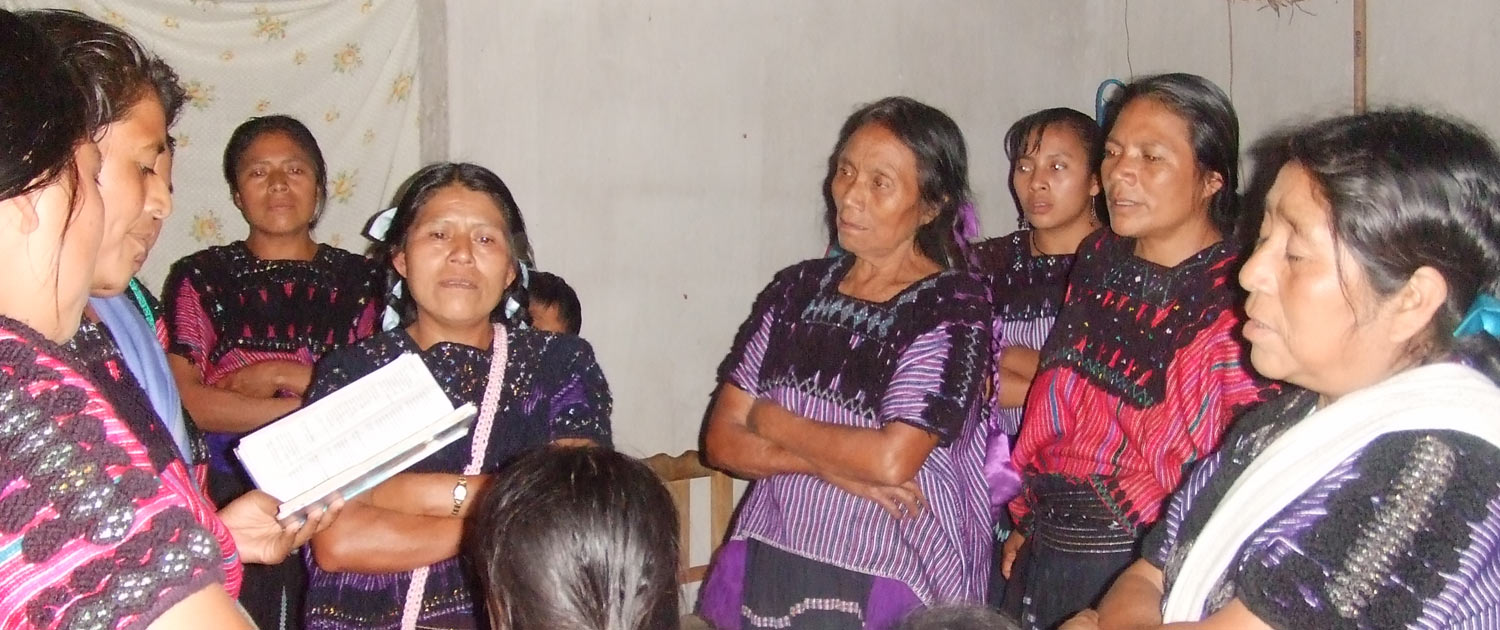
[470,446,679,630]
[527,270,582,334]
[896,605,1021,630]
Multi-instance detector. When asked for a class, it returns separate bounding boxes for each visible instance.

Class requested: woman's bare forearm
[702,384,818,479]
[752,400,937,486]
[1097,560,1168,630]
[310,502,461,573]
[170,355,300,433]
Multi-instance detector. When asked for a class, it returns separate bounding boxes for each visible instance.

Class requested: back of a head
[0,9,93,204]
[470,447,680,630]
[528,270,582,334]
[895,605,1021,630]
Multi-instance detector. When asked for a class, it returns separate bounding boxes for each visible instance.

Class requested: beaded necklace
[126,279,156,329]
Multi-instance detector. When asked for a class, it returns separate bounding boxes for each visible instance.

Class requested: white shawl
[1162,362,1500,622]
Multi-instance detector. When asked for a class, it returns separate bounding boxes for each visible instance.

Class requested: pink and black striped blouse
[0,317,232,630]
[1009,230,1275,534]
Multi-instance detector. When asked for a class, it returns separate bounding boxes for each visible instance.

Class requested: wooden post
[710,472,734,546]
[1354,0,1367,112]
[664,478,694,582]
[642,449,734,584]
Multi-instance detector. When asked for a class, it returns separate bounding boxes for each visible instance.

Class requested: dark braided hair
[1280,109,1500,383]
[377,162,534,329]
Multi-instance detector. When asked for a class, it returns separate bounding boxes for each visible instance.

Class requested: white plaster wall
[1368,0,1500,133]
[438,0,1367,458]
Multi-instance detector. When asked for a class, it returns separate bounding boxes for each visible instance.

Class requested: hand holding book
[218,489,344,564]
[236,353,477,524]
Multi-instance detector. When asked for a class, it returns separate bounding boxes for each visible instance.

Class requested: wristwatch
[450,475,469,516]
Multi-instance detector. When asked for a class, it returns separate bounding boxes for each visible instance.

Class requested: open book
[236,352,477,524]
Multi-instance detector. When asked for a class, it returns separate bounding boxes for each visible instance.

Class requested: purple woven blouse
[714,256,995,604]
[970,229,1077,435]
[1145,386,1500,629]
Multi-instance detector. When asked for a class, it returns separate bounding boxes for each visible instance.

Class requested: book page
[237,352,457,500]
[274,405,475,523]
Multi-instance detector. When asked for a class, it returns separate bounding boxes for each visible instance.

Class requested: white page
[274,405,474,523]
[237,352,457,500]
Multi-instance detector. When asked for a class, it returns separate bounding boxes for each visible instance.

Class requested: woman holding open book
[1,10,339,630]
[0,10,269,629]
[300,162,613,630]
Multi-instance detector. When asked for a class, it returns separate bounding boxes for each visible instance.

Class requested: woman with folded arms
[699,96,995,629]
[302,162,612,630]
[1000,74,1275,630]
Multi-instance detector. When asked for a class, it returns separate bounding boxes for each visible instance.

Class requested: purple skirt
[698,539,924,630]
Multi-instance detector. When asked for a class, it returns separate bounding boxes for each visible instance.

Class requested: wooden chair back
[642,449,734,584]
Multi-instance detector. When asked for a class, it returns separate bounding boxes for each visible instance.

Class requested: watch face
[454,484,468,501]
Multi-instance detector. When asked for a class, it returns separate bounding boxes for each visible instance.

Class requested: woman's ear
[503,259,519,288]
[1199,170,1225,202]
[921,196,947,226]
[392,249,409,280]
[1089,174,1102,198]
[0,194,42,234]
[1386,265,1449,346]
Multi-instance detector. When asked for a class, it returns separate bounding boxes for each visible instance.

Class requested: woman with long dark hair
[1068,110,1500,630]
[1000,74,1275,629]
[700,96,995,628]
[302,162,612,630]
[0,10,257,628]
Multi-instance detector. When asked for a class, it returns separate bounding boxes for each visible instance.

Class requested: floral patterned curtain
[3,0,422,291]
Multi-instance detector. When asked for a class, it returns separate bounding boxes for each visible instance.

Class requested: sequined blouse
[970,229,1078,435]
[1009,231,1274,534]
[300,326,612,630]
[162,241,383,472]
[0,316,227,629]
[710,256,996,605]
[1145,385,1500,629]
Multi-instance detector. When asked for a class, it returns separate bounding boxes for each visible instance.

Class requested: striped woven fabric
[1009,231,1274,533]
[711,256,995,606]
[0,319,229,630]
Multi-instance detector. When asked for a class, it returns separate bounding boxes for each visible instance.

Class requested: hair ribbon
[363,206,404,331]
[951,201,980,266]
[1454,293,1500,339]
